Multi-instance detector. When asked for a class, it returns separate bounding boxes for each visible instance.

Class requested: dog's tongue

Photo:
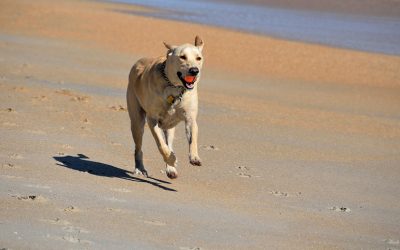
[184,75,196,83]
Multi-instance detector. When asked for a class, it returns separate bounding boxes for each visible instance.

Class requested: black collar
[159,61,174,86]
[159,61,186,105]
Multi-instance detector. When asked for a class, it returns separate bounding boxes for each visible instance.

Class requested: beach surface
[1,0,400,249]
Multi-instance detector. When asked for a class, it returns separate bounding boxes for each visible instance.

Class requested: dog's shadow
[54,154,176,192]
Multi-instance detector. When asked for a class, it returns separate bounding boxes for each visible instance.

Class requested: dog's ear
[194,36,204,52]
[163,42,177,56]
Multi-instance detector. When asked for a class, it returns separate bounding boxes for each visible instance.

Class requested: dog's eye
[196,57,202,61]
[180,55,187,60]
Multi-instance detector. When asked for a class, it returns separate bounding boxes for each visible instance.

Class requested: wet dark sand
[112,0,400,55]
[213,0,400,17]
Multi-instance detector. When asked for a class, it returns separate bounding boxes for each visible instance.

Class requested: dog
[127,36,204,179]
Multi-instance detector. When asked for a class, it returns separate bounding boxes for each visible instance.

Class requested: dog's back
[128,57,154,98]
[129,58,152,85]
[127,57,166,117]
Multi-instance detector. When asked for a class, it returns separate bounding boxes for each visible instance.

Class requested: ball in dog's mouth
[177,72,196,90]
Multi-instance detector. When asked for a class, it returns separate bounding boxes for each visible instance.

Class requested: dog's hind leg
[127,94,147,177]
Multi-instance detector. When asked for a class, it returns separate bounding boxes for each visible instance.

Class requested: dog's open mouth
[177,72,196,90]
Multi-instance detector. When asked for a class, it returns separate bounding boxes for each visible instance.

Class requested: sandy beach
[1,0,400,249]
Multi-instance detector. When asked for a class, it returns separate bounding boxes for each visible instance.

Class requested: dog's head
[163,36,204,90]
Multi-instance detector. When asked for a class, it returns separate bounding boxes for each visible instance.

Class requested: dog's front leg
[147,118,178,179]
[185,116,202,166]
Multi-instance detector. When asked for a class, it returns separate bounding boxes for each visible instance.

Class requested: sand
[1,0,400,249]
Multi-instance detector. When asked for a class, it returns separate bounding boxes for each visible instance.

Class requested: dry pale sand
[1,0,400,249]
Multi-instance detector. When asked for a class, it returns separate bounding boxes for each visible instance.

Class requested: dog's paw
[166,165,178,179]
[189,155,202,166]
[133,167,148,177]
[165,151,177,167]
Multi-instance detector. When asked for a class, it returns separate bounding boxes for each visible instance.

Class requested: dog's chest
[158,105,185,129]
[154,86,185,129]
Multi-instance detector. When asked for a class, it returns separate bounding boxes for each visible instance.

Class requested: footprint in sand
[9,153,23,159]
[201,145,219,151]
[269,191,302,197]
[63,205,79,213]
[270,191,289,197]
[82,118,90,124]
[55,89,73,96]
[2,163,20,169]
[43,218,92,245]
[70,96,90,102]
[11,194,47,202]
[107,208,124,213]
[109,105,127,111]
[2,163,14,168]
[236,165,254,178]
[237,166,249,171]
[62,235,81,243]
[329,206,351,213]
[55,89,90,103]
[63,225,89,234]
[1,107,16,113]
[61,226,91,245]
[33,95,48,102]
[61,144,73,149]
[237,172,252,178]
[61,236,92,245]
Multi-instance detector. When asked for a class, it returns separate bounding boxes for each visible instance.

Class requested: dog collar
[159,61,174,86]
[159,61,186,106]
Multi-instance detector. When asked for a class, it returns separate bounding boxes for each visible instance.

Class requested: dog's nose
[188,67,199,76]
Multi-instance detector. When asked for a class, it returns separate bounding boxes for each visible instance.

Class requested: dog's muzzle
[177,67,199,90]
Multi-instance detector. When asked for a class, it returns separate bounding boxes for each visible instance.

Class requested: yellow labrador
[127,36,204,179]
